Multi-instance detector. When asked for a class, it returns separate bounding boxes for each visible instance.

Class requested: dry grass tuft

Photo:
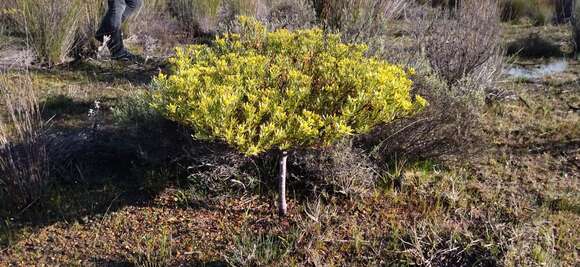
[170,0,222,35]
[72,0,106,59]
[501,0,555,25]
[170,0,316,36]
[0,1,18,35]
[314,0,408,43]
[126,227,173,267]
[14,0,82,66]
[0,75,49,209]
[298,141,378,197]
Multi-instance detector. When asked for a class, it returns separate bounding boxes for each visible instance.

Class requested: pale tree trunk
[277,150,288,216]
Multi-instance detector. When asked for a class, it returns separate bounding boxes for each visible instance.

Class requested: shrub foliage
[152,17,425,156]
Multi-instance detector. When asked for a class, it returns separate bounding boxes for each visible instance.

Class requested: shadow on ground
[0,117,189,245]
[23,58,169,86]
[506,33,567,58]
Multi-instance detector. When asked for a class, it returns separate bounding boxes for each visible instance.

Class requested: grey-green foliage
[111,92,162,128]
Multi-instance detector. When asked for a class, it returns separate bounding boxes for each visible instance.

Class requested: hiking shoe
[111,50,144,63]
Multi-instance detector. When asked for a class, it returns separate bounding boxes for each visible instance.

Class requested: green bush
[151,17,425,215]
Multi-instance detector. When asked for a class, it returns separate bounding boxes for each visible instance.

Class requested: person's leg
[96,0,127,56]
[122,0,143,22]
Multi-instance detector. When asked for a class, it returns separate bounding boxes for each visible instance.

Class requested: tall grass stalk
[15,0,82,65]
[0,75,49,210]
[170,0,222,35]
[314,0,408,43]
[500,0,555,25]
[73,0,106,58]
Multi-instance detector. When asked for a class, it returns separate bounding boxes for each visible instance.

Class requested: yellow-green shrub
[152,17,425,156]
[151,17,425,215]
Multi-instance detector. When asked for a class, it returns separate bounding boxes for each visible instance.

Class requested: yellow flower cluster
[151,17,426,156]
[0,8,19,16]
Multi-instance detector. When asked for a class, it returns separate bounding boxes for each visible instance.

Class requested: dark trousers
[96,0,142,56]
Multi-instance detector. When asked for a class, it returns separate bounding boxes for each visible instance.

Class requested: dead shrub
[182,141,262,198]
[366,1,502,160]
[258,0,316,31]
[419,0,502,87]
[312,141,377,197]
[123,0,182,58]
[181,138,376,201]
[290,141,378,198]
[0,75,49,209]
[366,72,485,161]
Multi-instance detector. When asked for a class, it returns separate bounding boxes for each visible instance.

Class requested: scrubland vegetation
[0,0,578,266]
